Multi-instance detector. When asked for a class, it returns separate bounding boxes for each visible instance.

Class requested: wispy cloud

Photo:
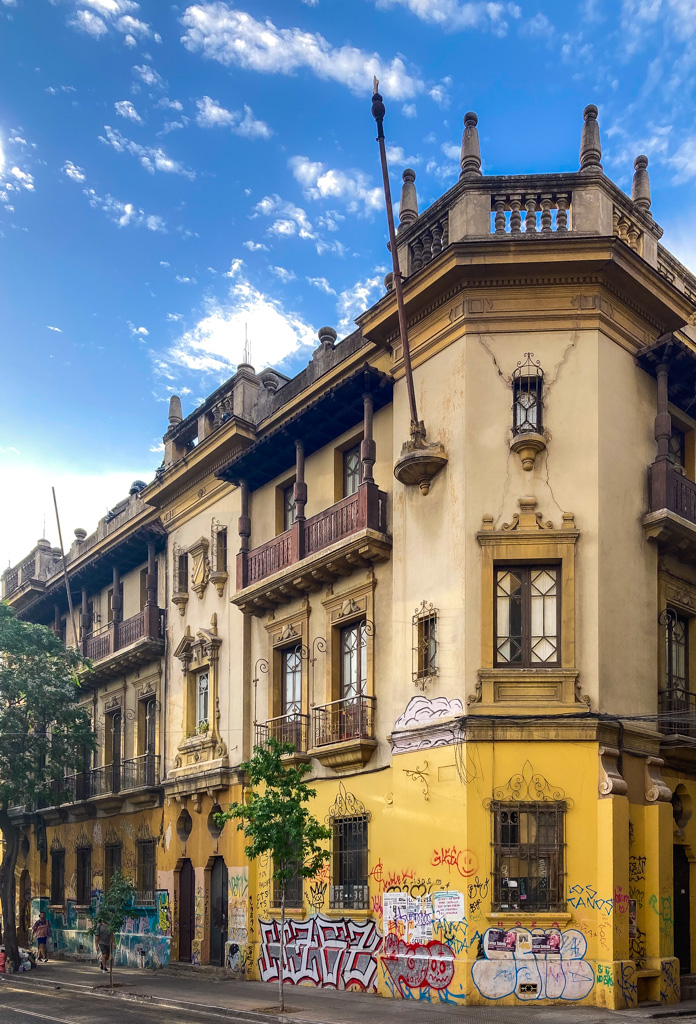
[115,99,143,123]
[46,325,63,332]
[254,194,315,240]
[270,266,297,283]
[99,125,195,179]
[289,155,382,216]
[132,63,165,89]
[369,0,521,35]
[336,274,383,335]
[243,239,269,251]
[65,1,158,46]
[62,160,86,182]
[83,187,166,231]
[195,96,272,138]
[307,275,336,294]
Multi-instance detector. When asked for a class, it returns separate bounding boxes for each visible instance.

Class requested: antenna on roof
[243,322,251,366]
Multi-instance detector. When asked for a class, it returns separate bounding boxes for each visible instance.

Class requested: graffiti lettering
[430,846,477,878]
[630,927,646,967]
[596,964,613,987]
[467,876,489,901]
[382,934,454,993]
[629,856,646,882]
[617,961,637,1008]
[661,958,679,1004]
[613,886,629,914]
[567,884,613,916]
[258,914,382,991]
[471,928,595,1002]
[649,894,673,933]
[629,886,644,909]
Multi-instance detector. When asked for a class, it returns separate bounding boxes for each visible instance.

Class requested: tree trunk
[0,808,20,972]
[279,884,285,1013]
[109,934,113,988]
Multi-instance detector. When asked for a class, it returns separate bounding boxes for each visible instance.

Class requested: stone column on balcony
[236,479,251,590]
[294,439,307,561]
[145,540,159,638]
[111,567,121,653]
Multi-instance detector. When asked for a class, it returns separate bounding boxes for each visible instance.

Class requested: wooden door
[674,844,691,973]
[210,857,228,967]
[178,859,195,963]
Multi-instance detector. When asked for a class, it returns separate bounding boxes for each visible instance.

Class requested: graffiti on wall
[471,927,595,1002]
[381,933,465,1002]
[257,914,382,990]
[567,884,613,916]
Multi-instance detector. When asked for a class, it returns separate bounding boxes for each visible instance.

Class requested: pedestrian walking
[31,911,51,962]
[94,917,112,973]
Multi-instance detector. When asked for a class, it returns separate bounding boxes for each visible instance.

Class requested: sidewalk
[3,958,696,1024]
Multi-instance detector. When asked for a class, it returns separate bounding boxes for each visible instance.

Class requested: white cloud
[46,85,76,95]
[670,136,696,182]
[195,96,271,138]
[317,209,345,232]
[69,9,108,36]
[46,325,63,332]
[115,99,143,122]
[99,125,195,178]
[66,1,155,44]
[337,274,382,335]
[62,160,86,182]
[307,275,336,294]
[176,275,197,283]
[157,97,184,111]
[159,264,316,381]
[289,155,382,215]
[149,440,165,453]
[402,102,417,118]
[441,142,460,161]
[128,322,149,335]
[425,156,458,180]
[10,166,34,190]
[254,193,315,239]
[180,3,424,99]
[271,266,297,283]
[83,187,166,231]
[522,11,554,36]
[370,0,521,34]
[243,239,269,251]
[166,312,183,321]
[160,260,170,267]
[132,63,165,88]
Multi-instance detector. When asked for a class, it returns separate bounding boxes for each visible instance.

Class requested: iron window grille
[664,608,689,690]
[174,551,189,595]
[136,839,156,906]
[512,353,544,436]
[104,843,122,890]
[75,846,92,905]
[197,670,209,730]
[495,565,560,667]
[340,622,368,700]
[330,815,369,910]
[412,601,438,688]
[211,523,228,573]
[50,850,65,905]
[281,647,302,717]
[491,801,565,912]
[271,857,303,909]
[283,484,297,531]
[343,444,362,498]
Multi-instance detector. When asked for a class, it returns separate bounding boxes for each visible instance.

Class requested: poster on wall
[433,890,465,922]
[487,928,518,952]
[382,891,434,944]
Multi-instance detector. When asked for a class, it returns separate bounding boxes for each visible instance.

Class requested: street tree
[216,738,331,1011]
[0,602,94,970]
[93,870,136,987]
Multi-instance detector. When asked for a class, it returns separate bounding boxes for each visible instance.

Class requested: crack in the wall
[493,446,513,529]
[478,334,512,388]
[542,446,567,519]
[543,330,578,397]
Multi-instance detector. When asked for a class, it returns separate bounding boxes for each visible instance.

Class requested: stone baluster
[398,169,418,231]
[632,155,651,212]
[579,103,602,173]
[627,222,641,251]
[556,194,569,232]
[168,395,182,427]
[617,215,629,242]
[431,221,443,256]
[524,195,538,234]
[421,229,433,265]
[509,195,522,234]
[540,194,553,234]
[410,238,424,273]
[494,196,506,235]
[441,220,449,247]
[460,111,482,179]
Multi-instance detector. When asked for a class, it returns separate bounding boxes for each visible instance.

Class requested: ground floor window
[104,843,122,891]
[330,815,368,910]
[492,802,565,912]
[76,846,92,905]
[271,857,303,909]
[50,849,65,905]
[136,840,156,905]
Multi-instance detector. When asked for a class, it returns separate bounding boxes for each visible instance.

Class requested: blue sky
[1,0,696,569]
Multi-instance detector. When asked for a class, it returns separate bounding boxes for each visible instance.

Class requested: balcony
[309,695,377,772]
[255,713,311,766]
[234,481,390,617]
[659,688,696,740]
[644,461,696,559]
[82,608,165,680]
[36,756,161,819]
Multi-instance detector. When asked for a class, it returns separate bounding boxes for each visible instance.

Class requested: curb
[0,974,316,1024]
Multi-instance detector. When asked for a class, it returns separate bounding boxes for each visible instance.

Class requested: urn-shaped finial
[168,395,182,427]
[632,154,651,212]
[460,111,482,179]
[398,168,418,230]
[579,104,602,173]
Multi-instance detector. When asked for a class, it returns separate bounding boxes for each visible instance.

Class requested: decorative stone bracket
[599,746,628,797]
[188,536,210,600]
[645,755,672,803]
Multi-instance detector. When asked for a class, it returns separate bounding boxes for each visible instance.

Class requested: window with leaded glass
[281,648,302,716]
[340,623,367,699]
[104,843,122,890]
[495,565,559,667]
[665,610,689,690]
[330,816,368,910]
[76,845,92,905]
[343,445,362,497]
[670,427,686,471]
[492,802,565,912]
[283,484,297,531]
[50,849,65,905]
[197,670,209,730]
[136,840,156,905]
[512,354,543,436]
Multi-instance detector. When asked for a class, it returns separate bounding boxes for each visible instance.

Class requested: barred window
[136,840,156,905]
[176,553,189,594]
[492,802,565,912]
[340,623,367,700]
[197,671,209,730]
[281,648,302,716]
[104,843,122,891]
[665,609,689,690]
[50,850,65,905]
[271,858,303,909]
[215,527,228,573]
[76,846,92,905]
[413,603,438,683]
[330,815,368,910]
[495,565,559,667]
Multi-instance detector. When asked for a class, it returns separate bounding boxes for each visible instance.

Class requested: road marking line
[0,1003,76,1024]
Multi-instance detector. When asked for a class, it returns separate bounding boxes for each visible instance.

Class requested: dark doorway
[178,859,195,963]
[674,845,691,973]
[210,857,228,967]
[19,870,31,945]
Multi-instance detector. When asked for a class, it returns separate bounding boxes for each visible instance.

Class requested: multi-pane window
[50,850,65,905]
[331,816,369,910]
[512,354,544,436]
[340,623,367,699]
[197,671,209,730]
[413,604,438,683]
[665,610,689,690]
[176,553,189,594]
[495,565,559,667]
[76,845,92,905]
[670,427,686,471]
[136,840,156,905]
[283,484,297,531]
[281,648,302,716]
[343,445,362,498]
[104,843,122,890]
[215,527,228,573]
[492,802,565,912]
[271,857,303,909]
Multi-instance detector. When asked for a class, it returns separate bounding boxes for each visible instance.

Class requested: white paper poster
[433,890,465,922]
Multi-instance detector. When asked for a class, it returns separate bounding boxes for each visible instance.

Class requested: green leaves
[93,871,136,936]
[216,738,331,887]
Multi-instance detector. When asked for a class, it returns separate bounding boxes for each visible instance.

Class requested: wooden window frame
[104,843,122,891]
[75,845,92,906]
[50,849,65,906]
[494,564,561,669]
[342,444,363,498]
[135,839,156,906]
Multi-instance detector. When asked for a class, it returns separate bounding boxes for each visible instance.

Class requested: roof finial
[579,104,602,173]
[398,168,418,231]
[632,154,651,212]
[460,112,482,179]
[168,395,182,427]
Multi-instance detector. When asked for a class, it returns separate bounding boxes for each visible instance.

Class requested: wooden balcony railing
[238,480,387,589]
[648,460,696,526]
[313,694,375,747]
[659,687,696,738]
[255,712,310,752]
[82,607,164,663]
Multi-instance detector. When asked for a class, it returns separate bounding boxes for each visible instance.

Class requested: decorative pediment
[480,497,576,534]
[488,758,569,805]
[188,536,210,599]
[335,597,363,619]
[174,620,222,667]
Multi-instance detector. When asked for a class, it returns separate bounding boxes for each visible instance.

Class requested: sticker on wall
[432,890,464,922]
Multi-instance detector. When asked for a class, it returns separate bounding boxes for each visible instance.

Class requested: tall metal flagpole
[52,486,79,649]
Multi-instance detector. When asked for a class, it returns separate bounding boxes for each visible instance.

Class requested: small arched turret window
[512,353,544,436]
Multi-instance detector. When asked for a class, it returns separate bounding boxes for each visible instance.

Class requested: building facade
[5,104,696,1008]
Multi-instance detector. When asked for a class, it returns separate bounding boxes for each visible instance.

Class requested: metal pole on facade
[51,487,79,648]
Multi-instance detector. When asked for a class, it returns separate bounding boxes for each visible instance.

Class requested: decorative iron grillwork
[330,814,369,910]
[75,844,92,906]
[412,601,438,690]
[660,607,689,690]
[511,353,544,436]
[271,858,304,909]
[255,712,310,752]
[136,839,156,906]
[491,801,565,912]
